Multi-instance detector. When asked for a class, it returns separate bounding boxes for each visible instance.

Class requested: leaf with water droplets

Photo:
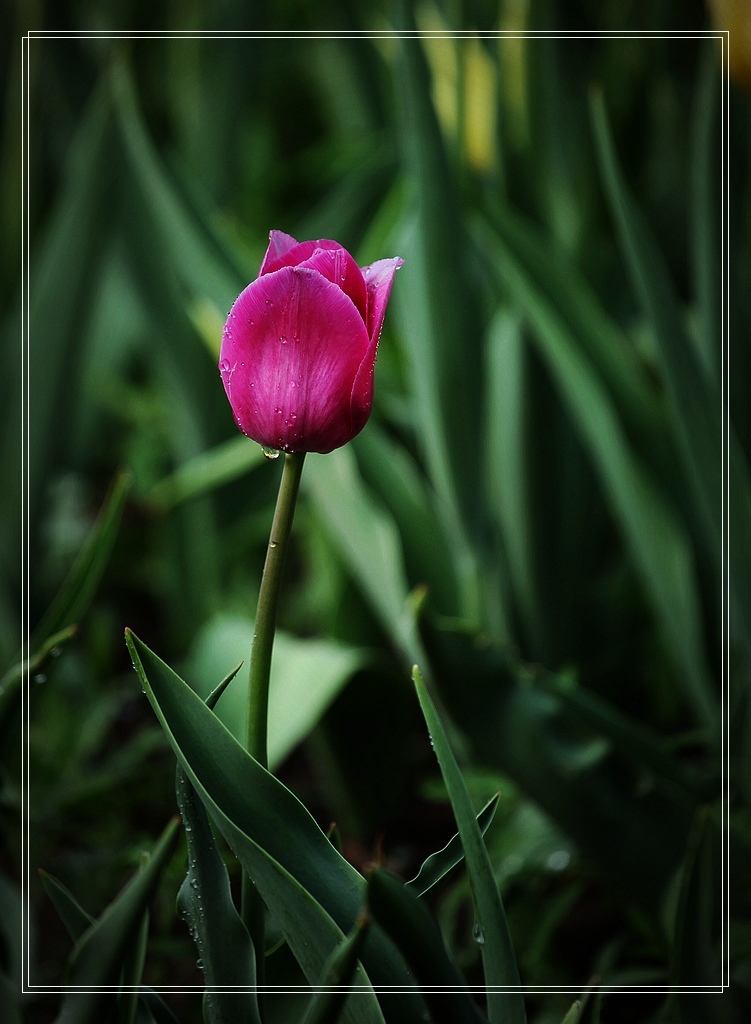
[176,755,261,1024]
[413,666,526,1024]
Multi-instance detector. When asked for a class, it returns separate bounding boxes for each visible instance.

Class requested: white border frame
[19,25,731,1005]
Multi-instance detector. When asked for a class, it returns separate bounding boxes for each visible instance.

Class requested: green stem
[243,450,305,1010]
[246,450,306,766]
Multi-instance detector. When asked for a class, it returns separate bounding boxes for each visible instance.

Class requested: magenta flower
[219,231,403,454]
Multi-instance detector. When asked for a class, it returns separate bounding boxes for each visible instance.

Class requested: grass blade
[176,767,261,1024]
[32,471,131,649]
[406,795,499,899]
[591,90,751,667]
[367,867,488,1024]
[477,215,716,729]
[126,630,422,1024]
[413,666,526,1024]
[301,911,371,1024]
[53,818,180,1024]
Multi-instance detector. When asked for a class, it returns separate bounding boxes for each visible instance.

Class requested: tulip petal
[259,230,299,275]
[261,238,343,277]
[297,247,368,324]
[219,267,371,454]
[361,257,404,344]
[349,258,404,437]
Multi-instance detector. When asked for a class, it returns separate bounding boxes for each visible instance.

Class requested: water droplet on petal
[280,335,287,344]
[218,359,230,373]
[261,446,280,460]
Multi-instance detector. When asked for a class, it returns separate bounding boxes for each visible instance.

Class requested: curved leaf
[126,630,424,1024]
[413,668,526,1024]
[54,818,180,1024]
[406,795,500,899]
[368,867,488,1024]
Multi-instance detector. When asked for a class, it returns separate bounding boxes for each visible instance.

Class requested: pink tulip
[219,231,403,454]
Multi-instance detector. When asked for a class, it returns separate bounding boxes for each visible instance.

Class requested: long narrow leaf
[413,667,526,1024]
[126,630,423,1024]
[406,795,499,899]
[32,472,130,648]
[54,818,180,1024]
[301,911,372,1024]
[477,216,716,728]
[305,449,425,668]
[367,867,488,1024]
[176,764,261,1024]
[591,90,751,666]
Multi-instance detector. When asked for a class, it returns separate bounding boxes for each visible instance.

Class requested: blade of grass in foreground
[413,666,526,1024]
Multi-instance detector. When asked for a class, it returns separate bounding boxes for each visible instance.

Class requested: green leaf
[672,809,726,1023]
[413,667,526,1024]
[54,817,180,1024]
[477,214,716,729]
[406,795,499,898]
[0,625,77,739]
[176,767,261,1024]
[32,471,131,649]
[484,310,539,648]
[393,26,486,619]
[591,89,751,668]
[1,79,118,556]
[38,870,176,1024]
[367,867,487,1024]
[300,911,372,1024]
[184,613,366,771]
[119,866,150,1024]
[38,870,94,942]
[353,427,460,620]
[560,1000,582,1024]
[126,630,423,1024]
[147,436,266,510]
[420,616,692,906]
[542,675,716,801]
[304,448,425,668]
[112,61,247,318]
[690,44,721,382]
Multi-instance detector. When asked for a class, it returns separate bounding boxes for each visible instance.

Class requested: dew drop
[34,672,47,685]
[261,446,280,460]
[546,850,571,872]
[472,922,485,945]
[51,646,62,658]
[269,541,278,549]
[279,335,288,345]
[218,359,230,373]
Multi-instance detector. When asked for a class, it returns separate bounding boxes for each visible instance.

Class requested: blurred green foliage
[2,0,750,1021]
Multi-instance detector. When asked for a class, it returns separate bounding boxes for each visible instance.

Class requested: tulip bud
[219,230,403,454]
